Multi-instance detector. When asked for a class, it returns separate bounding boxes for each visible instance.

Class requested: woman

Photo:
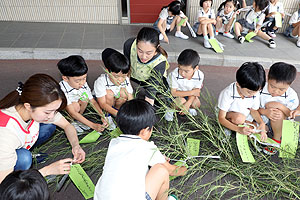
[123,27,169,106]
[0,74,85,183]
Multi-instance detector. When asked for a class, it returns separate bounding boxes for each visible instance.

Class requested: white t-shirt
[289,10,300,25]
[167,68,204,92]
[0,106,62,170]
[260,83,299,110]
[268,2,284,16]
[217,9,234,24]
[94,135,166,200]
[240,6,265,26]
[218,82,260,119]
[159,7,185,20]
[93,74,133,98]
[59,80,93,105]
[197,7,215,19]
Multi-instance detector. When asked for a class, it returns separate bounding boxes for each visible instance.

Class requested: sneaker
[204,39,211,48]
[175,31,189,39]
[215,31,219,36]
[269,40,276,48]
[165,110,174,121]
[297,40,300,48]
[188,108,197,116]
[106,116,117,131]
[71,122,84,134]
[159,33,164,41]
[268,31,276,38]
[263,146,277,155]
[75,121,91,131]
[238,36,245,44]
[223,32,234,39]
[168,194,178,200]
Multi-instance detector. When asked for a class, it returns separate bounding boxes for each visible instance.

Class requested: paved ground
[0,21,300,200]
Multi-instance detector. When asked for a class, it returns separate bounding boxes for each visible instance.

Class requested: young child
[215,0,241,39]
[94,48,133,129]
[263,0,284,38]
[218,62,267,140]
[285,1,300,47]
[234,0,277,48]
[166,49,204,121]
[153,0,189,44]
[58,55,107,133]
[258,62,299,155]
[193,0,216,48]
[94,99,187,200]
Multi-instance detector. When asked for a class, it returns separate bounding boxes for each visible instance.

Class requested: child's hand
[290,109,300,119]
[92,123,106,132]
[266,108,282,121]
[163,35,169,44]
[192,88,201,97]
[237,126,254,135]
[254,29,258,34]
[101,117,109,128]
[174,166,187,176]
[260,131,267,142]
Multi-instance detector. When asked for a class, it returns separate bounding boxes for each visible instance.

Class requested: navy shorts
[237,19,255,31]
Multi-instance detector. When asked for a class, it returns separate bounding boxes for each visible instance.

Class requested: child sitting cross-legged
[94,99,187,200]
[94,48,134,130]
[58,55,107,133]
[258,62,299,155]
[218,62,267,140]
[166,49,204,121]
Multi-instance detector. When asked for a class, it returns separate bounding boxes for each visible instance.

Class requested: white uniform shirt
[218,82,260,119]
[59,80,93,105]
[240,6,265,26]
[289,10,300,25]
[197,7,215,19]
[93,74,133,98]
[167,68,204,92]
[217,9,234,24]
[0,106,62,170]
[268,2,284,16]
[94,135,166,200]
[260,83,299,110]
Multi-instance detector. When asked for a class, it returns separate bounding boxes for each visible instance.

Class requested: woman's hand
[39,158,73,176]
[72,145,85,163]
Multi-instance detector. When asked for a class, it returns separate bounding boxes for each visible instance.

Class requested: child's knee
[72,102,81,113]
[150,164,169,180]
[230,113,246,125]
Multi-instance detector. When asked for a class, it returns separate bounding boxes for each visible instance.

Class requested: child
[215,0,241,39]
[218,62,267,140]
[94,99,187,200]
[263,0,284,38]
[285,1,300,47]
[193,0,216,48]
[58,55,107,133]
[153,0,189,44]
[94,48,133,129]
[258,62,299,155]
[234,0,277,48]
[166,49,204,121]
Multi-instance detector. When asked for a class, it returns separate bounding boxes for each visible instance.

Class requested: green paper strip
[236,133,255,163]
[79,130,102,144]
[187,138,200,156]
[245,32,256,42]
[110,127,122,138]
[177,17,187,27]
[251,133,279,146]
[279,120,299,158]
[208,39,223,53]
[275,12,282,28]
[169,161,188,181]
[69,164,95,199]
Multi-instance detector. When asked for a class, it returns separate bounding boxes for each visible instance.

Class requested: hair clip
[16,82,24,96]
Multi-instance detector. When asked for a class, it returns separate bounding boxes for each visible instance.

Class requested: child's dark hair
[0,169,50,200]
[116,99,156,135]
[268,62,297,85]
[236,62,266,91]
[200,0,213,7]
[57,55,88,77]
[254,0,269,12]
[177,49,200,69]
[162,1,182,15]
[102,48,130,74]
[217,0,240,11]
[137,27,168,58]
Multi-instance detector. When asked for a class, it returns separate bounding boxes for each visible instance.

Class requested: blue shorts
[145,192,152,200]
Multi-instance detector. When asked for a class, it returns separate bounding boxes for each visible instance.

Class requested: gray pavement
[0,21,299,69]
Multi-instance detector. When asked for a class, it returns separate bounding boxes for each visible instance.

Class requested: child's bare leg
[215,17,222,31]
[71,102,81,113]
[270,112,284,141]
[169,16,178,32]
[225,17,235,32]
[145,164,169,200]
[207,24,214,37]
[174,15,184,32]
[256,30,271,41]
[197,23,204,35]
[292,24,300,37]
[200,24,208,36]
[114,88,128,109]
[191,97,201,109]
[226,112,246,125]
[234,22,242,36]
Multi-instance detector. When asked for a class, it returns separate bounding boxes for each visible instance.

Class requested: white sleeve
[147,141,166,166]
[257,13,265,26]
[289,11,299,25]
[195,70,204,89]
[94,76,107,98]
[197,9,203,19]
[251,93,261,110]
[288,89,299,110]
[85,83,94,100]
[278,3,284,14]
[179,11,185,18]
[159,8,169,20]
[211,9,216,19]
[59,82,72,105]
[218,87,233,112]
[167,70,179,89]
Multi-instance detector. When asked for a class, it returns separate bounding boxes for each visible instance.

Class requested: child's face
[237,85,259,98]
[168,11,175,17]
[136,41,157,64]
[202,0,212,10]
[108,71,128,86]
[63,74,87,90]
[270,0,277,4]
[178,65,198,80]
[224,1,235,14]
[267,79,290,97]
